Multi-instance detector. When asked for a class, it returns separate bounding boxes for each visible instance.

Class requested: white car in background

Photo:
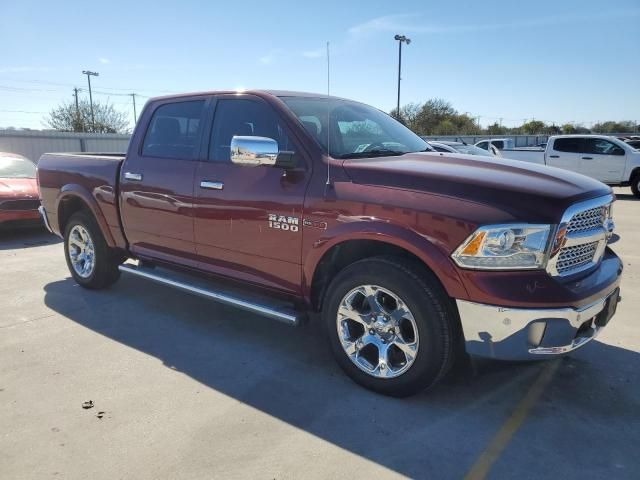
[474,138,516,151]
[498,135,640,197]
[428,141,496,157]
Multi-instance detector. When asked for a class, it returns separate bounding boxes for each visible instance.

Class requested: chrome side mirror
[230,136,296,169]
[230,136,278,166]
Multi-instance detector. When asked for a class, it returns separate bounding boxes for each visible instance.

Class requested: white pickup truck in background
[499,135,640,198]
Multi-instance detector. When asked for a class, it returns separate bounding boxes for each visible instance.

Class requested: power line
[0,109,46,114]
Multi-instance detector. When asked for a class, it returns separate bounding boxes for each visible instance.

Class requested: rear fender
[56,184,117,247]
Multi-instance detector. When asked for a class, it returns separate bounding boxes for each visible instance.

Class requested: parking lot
[0,188,638,480]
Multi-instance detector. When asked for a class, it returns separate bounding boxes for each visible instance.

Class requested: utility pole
[82,70,99,132]
[72,87,82,132]
[394,34,411,120]
[130,93,138,123]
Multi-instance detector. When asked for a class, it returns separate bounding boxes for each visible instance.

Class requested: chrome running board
[118,263,302,326]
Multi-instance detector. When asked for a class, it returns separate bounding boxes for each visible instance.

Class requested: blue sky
[1,0,639,130]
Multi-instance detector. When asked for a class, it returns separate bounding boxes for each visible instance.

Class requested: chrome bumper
[456,290,620,360]
[38,205,54,234]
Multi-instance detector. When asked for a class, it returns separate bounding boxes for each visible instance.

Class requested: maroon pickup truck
[37,90,622,396]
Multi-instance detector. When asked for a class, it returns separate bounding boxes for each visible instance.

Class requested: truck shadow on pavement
[43,275,640,479]
[0,227,60,250]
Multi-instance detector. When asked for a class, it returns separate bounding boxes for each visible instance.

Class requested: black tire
[631,175,640,199]
[322,256,457,397]
[63,210,121,289]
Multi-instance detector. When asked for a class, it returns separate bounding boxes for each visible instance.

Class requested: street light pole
[130,93,138,123]
[394,34,411,120]
[82,70,99,132]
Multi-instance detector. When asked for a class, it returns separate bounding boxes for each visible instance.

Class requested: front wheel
[63,211,121,289]
[323,256,457,397]
[631,175,640,199]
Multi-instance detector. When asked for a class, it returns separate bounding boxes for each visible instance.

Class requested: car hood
[342,152,612,223]
[0,177,39,199]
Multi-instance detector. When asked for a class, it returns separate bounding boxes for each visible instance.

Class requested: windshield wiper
[339,149,407,159]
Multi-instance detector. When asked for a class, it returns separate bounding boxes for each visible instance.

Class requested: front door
[193,95,310,293]
[119,98,207,266]
[579,138,626,183]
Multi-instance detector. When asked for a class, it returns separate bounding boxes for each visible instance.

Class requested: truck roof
[149,89,349,102]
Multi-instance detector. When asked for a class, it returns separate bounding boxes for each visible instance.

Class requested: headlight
[452,224,551,270]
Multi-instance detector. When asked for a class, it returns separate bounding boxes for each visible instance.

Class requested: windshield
[451,144,494,157]
[280,96,429,158]
[0,156,36,178]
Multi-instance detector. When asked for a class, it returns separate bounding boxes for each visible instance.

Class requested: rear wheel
[63,211,121,289]
[631,175,640,199]
[323,256,457,397]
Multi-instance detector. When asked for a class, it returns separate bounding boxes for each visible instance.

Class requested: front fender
[56,184,117,247]
[302,220,469,302]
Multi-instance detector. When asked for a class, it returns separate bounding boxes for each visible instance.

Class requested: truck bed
[37,152,127,246]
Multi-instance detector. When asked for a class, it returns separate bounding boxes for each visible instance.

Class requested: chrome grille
[566,206,605,234]
[548,195,613,277]
[556,242,599,274]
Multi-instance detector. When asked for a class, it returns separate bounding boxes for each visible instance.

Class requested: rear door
[192,94,310,293]
[546,137,583,172]
[119,98,207,266]
[579,138,626,183]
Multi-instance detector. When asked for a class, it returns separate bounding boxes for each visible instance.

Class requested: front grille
[566,206,605,234]
[549,197,613,277]
[556,241,599,274]
[0,199,40,211]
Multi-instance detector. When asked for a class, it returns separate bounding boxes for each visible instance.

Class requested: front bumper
[0,209,41,226]
[457,287,621,360]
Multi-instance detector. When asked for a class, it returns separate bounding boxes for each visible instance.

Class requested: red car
[0,153,41,228]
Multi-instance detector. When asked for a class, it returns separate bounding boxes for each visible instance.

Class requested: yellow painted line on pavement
[464,359,561,480]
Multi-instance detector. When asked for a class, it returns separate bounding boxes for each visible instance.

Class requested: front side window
[280,96,428,158]
[209,98,293,162]
[142,100,205,159]
[476,141,488,150]
[585,138,623,155]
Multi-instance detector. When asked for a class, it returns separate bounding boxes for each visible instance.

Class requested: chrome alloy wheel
[336,285,419,379]
[67,225,95,278]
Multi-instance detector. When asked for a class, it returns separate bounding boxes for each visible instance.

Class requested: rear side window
[553,138,584,153]
[209,98,293,162]
[492,140,504,149]
[142,100,205,159]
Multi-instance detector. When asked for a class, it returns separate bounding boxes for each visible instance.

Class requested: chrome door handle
[200,181,224,190]
[582,157,594,160]
[124,172,143,181]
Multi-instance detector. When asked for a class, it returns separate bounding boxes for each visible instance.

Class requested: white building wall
[0,130,130,163]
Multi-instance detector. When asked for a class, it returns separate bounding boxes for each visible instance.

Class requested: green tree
[486,122,507,135]
[44,99,129,133]
[520,120,547,134]
[592,121,636,133]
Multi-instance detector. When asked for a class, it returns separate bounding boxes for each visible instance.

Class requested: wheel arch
[304,225,468,311]
[56,184,117,247]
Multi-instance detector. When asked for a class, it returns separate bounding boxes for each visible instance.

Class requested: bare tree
[43,99,129,133]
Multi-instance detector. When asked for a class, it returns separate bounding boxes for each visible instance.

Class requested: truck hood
[342,152,611,223]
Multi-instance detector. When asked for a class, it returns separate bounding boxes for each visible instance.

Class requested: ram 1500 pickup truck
[499,135,640,197]
[37,90,623,396]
